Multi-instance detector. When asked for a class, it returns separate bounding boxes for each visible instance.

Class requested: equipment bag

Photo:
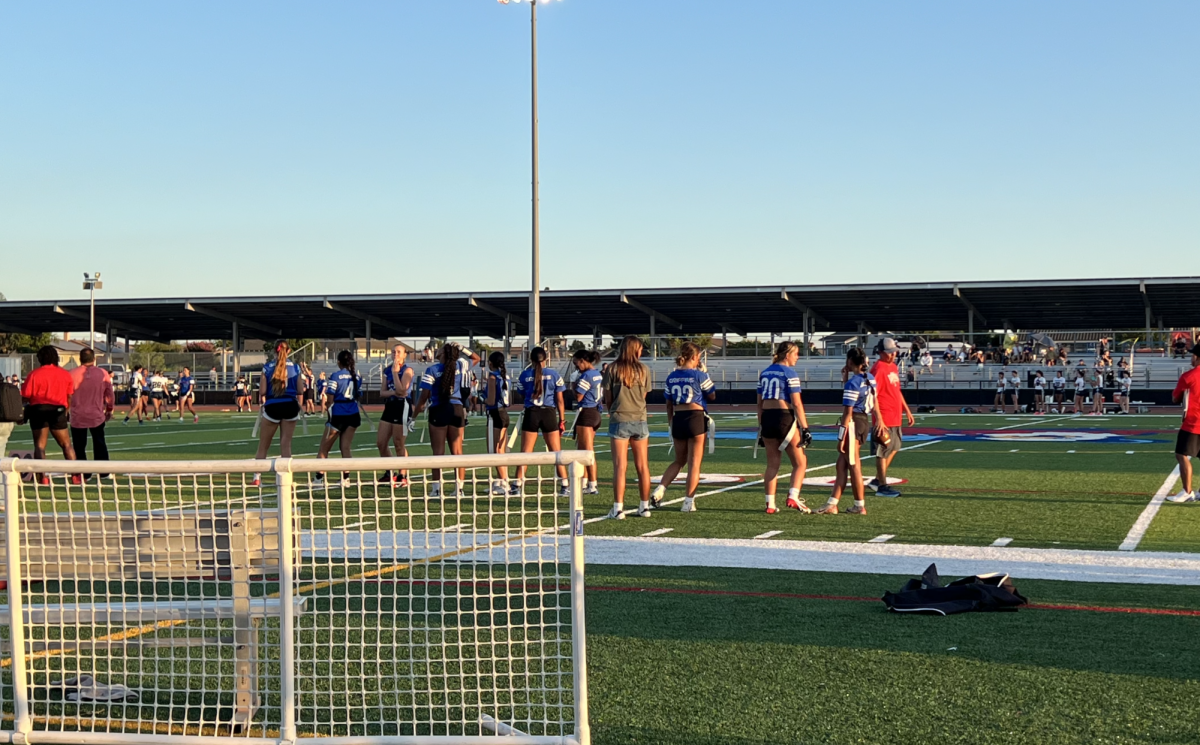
[0,382,23,423]
[882,563,1027,616]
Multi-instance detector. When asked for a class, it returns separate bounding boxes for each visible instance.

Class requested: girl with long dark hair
[378,344,414,487]
[485,351,512,495]
[816,347,875,515]
[253,340,305,487]
[415,343,470,496]
[315,350,362,487]
[570,349,603,495]
[514,346,569,495]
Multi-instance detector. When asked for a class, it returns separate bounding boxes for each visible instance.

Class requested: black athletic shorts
[460,387,471,404]
[263,399,302,423]
[851,411,870,445]
[151,391,164,401]
[488,408,511,430]
[574,407,602,432]
[760,408,795,441]
[303,388,315,402]
[429,403,466,429]
[25,404,68,432]
[1176,430,1200,458]
[328,413,362,433]
[522,407,561,434]
[130,388,142,399]
[381,398,412,426]
[671,409,707,439]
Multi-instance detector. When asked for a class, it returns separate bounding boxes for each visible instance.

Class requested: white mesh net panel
[0,453,589,745]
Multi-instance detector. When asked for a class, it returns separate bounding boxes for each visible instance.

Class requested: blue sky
[2,1,1196,301]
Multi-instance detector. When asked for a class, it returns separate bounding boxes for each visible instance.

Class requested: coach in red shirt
[20,346,78,478]
[869,338,914,498]
[1168,348,1200,503]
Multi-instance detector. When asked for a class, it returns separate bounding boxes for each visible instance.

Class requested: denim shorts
[608,419,650,441]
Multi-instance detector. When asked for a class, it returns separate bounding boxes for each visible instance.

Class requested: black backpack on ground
[0,382,23,424]
[883,563,1027,616]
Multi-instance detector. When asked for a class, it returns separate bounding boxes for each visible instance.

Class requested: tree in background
[131,341,182,372]
[0,332,54,354]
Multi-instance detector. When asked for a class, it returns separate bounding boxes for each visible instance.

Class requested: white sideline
[1118,466,1181,552]
[579,536,1200,586]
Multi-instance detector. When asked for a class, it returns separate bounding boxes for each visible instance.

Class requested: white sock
[787,487,800,501]
[765,494,776,509]
[640,499,650,511]
[561,478,570,488]
[854,499,866,508]
[588,480,597,489]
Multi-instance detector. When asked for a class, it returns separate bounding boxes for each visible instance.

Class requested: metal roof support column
[592,326,602,351]
[968,311,974,345]
[232,322,240,377]
[722,328,727,358]
[504,314,513,360]
[650,316,657,362]
[104,322,112,365]
[803,312,810,358]
[365,319,372,367]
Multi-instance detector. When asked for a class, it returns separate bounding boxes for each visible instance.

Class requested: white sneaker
[339,478,352,489]
[583,485,599,496]
[680,497,696,513]
[1167,490,1197,504]
[558,485,572,497]
[607,505,626,520]
[634,506,653,518]
[491,481,508,496]
[429,483,442,498]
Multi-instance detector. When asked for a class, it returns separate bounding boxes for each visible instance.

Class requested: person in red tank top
[868,338,914,498]
[1168,347,1200,503]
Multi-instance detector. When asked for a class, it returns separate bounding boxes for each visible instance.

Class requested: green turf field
[7,411,1195,553]
[5,411,1198,743]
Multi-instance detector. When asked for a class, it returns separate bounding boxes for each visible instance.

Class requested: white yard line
[1118,466,1181,552]
[867,534,895,543]
[994,414,1077,430]
[577,536,1200,585]
[753,530,784,540]
[991,537,1014,547]
[641,528,675,538]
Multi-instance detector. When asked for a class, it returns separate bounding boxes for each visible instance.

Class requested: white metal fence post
[568,459,591,745]
[274,459,298,743]
[3,466,32,736]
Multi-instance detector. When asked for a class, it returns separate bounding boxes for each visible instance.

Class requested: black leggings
[70,424,109,475]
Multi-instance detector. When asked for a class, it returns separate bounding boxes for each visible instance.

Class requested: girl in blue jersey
[315,350,363,487]
[415,343,470,497]
[377,344,415,487]
[570,350,603,495]
[757,341,812,515]
[176,367,197,423]
[514,347,569,496]
[817,347,876,515]
[650,342,716,512]
[485,352,512,495]
[252,340,306,487]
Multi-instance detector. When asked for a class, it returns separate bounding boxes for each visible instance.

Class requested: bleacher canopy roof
[0,277,1194,341]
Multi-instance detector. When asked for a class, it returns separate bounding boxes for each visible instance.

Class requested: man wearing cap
[869,337,914,498]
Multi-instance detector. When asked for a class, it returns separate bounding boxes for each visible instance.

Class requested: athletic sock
[639,499,650,512]
[854,499,866,508]
[787,487,800,501]
[587,480,597,490]
[765,494,776,510]
[561,478,570,488]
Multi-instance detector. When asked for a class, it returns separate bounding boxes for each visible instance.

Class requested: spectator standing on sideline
[209,367,219,390]
[21,345,79,483]
[69,348,115,479]
[1167,348,1200,503]
[1008,370,1022,414]
[869,338,914,498]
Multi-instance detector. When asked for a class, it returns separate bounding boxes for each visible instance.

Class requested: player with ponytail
[757,341,812,514]
[485,351,513,495]
[514,346,568,495]
[377,343,414,487]
[314,350,362,488]
[415,342,471,496]
[651,342,716,512]
[252,340,305,486]
[570,349,603,495]
[816,346,875,515]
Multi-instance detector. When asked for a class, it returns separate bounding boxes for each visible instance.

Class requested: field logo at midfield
[973,431,1155,444]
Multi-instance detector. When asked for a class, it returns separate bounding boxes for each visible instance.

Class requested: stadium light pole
[82,272,103,359]
[499,0,560,349]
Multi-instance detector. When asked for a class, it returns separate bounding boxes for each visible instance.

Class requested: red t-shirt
[1173,366,1200,434]
[21,364,75,407]
[870,359,903,428]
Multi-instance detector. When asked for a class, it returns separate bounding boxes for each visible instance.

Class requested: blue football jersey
[842,372,877,413]
[261,361,301,404]
[757,364,801,401]
[419,360,469,407]
[326,368,362,416]
[178,375,193,395]
[519,366,565,408]
[575,369,604,409]
[664,368,714,405]
[487,370,510,410]
[383,364,411,400]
